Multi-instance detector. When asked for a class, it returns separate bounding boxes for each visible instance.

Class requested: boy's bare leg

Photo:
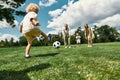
[25,43,32,56]
[41,31,48,39]
[25,37,36,57]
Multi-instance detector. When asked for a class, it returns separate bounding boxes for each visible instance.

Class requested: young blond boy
[19,3,48,58]
[75,33,81,45]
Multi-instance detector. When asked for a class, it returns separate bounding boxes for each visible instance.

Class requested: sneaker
[24,55,31,58]
[65,46,67,48]
[88,45,92,47]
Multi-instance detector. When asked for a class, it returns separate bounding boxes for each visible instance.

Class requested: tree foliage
[19,36,27,46]
[96,25,119,42]
[0,0,26,27]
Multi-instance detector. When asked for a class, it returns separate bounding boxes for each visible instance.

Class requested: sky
[0,0,120,42]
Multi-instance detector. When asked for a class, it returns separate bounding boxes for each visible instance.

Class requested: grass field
[0,42,120,80]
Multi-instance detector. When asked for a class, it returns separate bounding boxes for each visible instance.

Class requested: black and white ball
[53,41,61,48]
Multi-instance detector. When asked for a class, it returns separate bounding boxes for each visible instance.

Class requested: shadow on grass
[0,63,51,80]
[35,53,59,57]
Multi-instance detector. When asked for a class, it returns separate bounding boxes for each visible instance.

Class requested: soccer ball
[53,41,61,48]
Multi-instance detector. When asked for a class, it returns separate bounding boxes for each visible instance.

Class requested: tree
[96,25,119,42]
[109,27,119,42]
[5,39,10,47]
[93,25,100,43]
[9,37,14,47]
[32,38,41,46]
[19,36,27,46]
[0,40,5,47]
[75,26,81,34]
[70,35,76,44]
[14,41,19,46]
[51,34,63,45]
[0,0,26,27]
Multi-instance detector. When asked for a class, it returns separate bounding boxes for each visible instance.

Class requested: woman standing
[84,24,94,47]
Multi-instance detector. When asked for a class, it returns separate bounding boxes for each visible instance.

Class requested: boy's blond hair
[26,3,39,13]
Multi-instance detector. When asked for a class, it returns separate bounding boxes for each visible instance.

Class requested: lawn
[0,42,120,80]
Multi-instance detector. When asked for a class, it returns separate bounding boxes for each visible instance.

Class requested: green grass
[0,42,120,80]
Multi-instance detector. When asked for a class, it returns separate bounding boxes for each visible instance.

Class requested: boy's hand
[19,25,23,33]
[31,18,40,26]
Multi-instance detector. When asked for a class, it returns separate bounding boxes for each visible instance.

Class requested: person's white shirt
[20,12,39,34]
[62,26,71,37]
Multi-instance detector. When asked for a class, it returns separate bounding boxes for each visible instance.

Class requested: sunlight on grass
[0,42,120,80]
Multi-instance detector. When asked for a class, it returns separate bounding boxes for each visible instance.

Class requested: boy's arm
[31,18,40,26]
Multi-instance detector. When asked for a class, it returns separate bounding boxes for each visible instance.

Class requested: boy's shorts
[25,28,41,44]
[76,39,81,43]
